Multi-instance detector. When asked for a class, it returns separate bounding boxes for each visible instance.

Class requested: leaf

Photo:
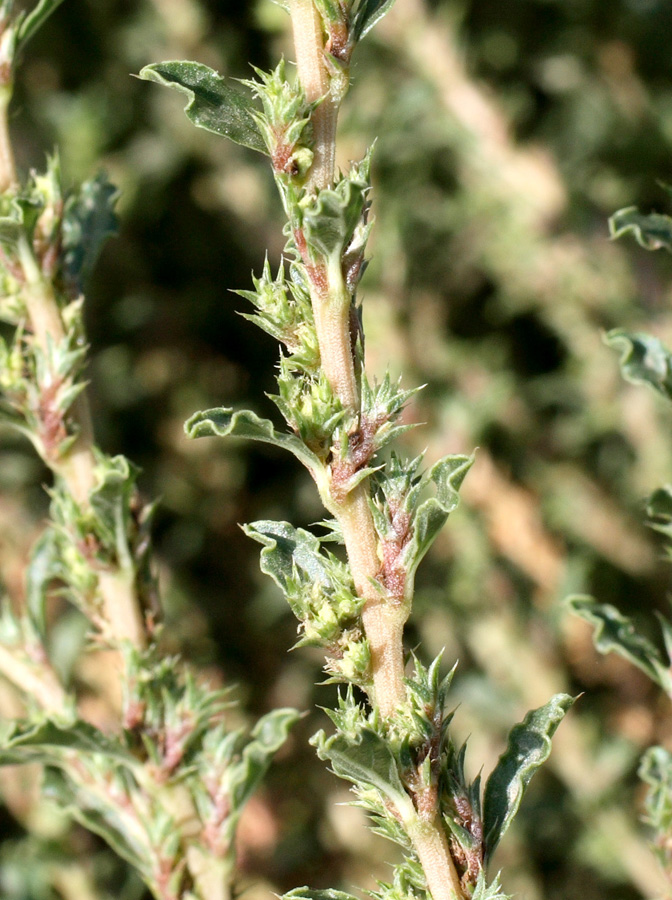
[568,595,672,692]
[352,0,398,40]
[185,407,322,476]
[16,0,66,52]
[482,693,575,861]
[227,708,299,812]
[605,330,672,401]
[25,526,64,638]
[0,718,139,769]
[244,520,331,594]
[312,727,415,823]
[402,454,474,586]
[89,455,140,568]
[139,61,267,154]
[609,206,672,252]
[283,890,359,900]
[302,151,372,268]
[62,173,118,289]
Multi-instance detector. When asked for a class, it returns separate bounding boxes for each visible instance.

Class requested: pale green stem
[288,0,337,190]
[289,7,467,899]
[18,238,147,649]
[410,817,465,900]
[290,1,407,720]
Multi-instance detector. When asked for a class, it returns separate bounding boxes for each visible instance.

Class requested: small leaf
[227,708,299,812]
[244,520,332,593]
[609,206,672,252]
[352,0,398,40]
[0,717,139,769]
[185,407,322,476]
[605,329,672,401]
[139,61,267,154]
[568,595,672,692]
[25,526,64,638]
[402,454,474,586]
[312,727,415,822]
[483,694,575,861]
[16,0,66,52]
[62,173,118,289]
[89,455,139,564]
[283,890,359,900]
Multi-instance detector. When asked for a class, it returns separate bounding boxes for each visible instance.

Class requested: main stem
[289,2,406,719]
[289,6,465,899]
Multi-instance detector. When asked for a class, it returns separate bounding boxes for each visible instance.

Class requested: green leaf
[352,0,398,40]
[609,206,672,252]
[62,173,118,289]
[483,693,575,861]
[244,520,332,594]
[402,454,474,586]
[605,329,672,401]
[89,455,140,568]
[302,151,372,269]
[312,727,415,822]
[185,407,322,476]
[568,595,672,693]
[16,0,66,52]
[227,708,299,813]
[283,890,359,900]
[25,526,64,638]
[139,61,267,154]
[0,718,139,769]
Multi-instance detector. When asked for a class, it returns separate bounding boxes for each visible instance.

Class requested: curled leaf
[185,406,322,477]
[483,694,575,861]
[139,61,267,154]
[605,329,672,401]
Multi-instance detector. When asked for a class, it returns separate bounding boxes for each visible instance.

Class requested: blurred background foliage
[3,0,672,898]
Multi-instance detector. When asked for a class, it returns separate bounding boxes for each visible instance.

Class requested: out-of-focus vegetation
[3,0,672,898]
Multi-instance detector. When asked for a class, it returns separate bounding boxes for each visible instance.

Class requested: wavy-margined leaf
[86,455,140,569]
[302,152,372,268]
[605,330,672,401]
[568,595,672,693]
[25,526,64,638]
[284,890,359,900]
[139,61,266,154]
[223,708,299,838]
[185,407,322,476]
[352,0,398,40]
[244,520,331,594]
[609,206,672,252]
[312,727,415,823]
[62,173,118,289]
[0,717,139,769]
[402,454,474,587]
[483,694,575,862]
[16,0,66,52]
